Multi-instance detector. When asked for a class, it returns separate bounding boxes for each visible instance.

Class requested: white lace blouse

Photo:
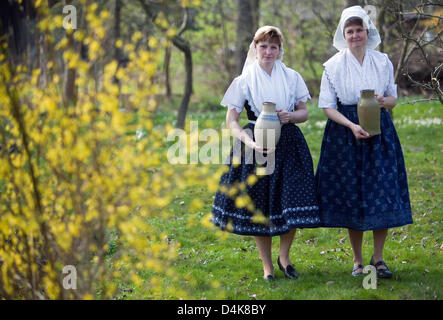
[221,60,311,117]
[318,48,397,109]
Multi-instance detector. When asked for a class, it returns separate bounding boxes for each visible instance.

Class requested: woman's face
[255,40,280,67]
[344,24,368,50]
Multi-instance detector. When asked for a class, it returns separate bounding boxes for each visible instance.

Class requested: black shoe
[263,274,275,281]
[264,274,275,281]
[351,264,364,277]
[370,256,393,279]
[277,256,298,279]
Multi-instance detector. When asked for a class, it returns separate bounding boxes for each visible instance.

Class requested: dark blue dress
[315,103,413,231]
[212,103,321,236]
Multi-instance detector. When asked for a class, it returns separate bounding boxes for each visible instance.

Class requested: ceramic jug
[357,89,381,136]
[254,102,281,149]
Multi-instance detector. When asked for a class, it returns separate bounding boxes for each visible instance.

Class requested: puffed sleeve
[318,71,338,109]
[293,71,311,106]
[220,76,246,113]
[384,58,398,99]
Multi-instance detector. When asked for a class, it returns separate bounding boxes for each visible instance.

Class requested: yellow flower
[226,220,234,232]
[166,28,177,39]
[88,40,101,60]
[189,199,203,211]
[148,38,158,48]
[201,213,214,229]
[96,27,105,39]
[251,214,268,224]
[100,10,110,20]
[132,31,143,42]
[83,293,94,300]
[247,174,258,186]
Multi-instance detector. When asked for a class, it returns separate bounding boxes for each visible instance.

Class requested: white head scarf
[333,5,381,51]
[221,25,310,116]
[242,25,285,74]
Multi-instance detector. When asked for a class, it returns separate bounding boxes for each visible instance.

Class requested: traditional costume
[211,26,320,236]
[315,7,413,231]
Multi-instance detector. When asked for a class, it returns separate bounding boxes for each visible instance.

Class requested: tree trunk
[137,0,156,40]
[24,0,33,72]
[114,0,122,62]
[63,30,77,106]
[63,0,77,106]
[113,0,123,108]
[377,1,386,53]
[0,0,30,65]
[217,0,234,79]
[173,36,192,129]
[344,0,362,8]
[38,28,48,89]
[235,0,259,75]
[164,43,172,100]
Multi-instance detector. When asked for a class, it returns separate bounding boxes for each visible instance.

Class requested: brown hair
[253,28,282,48]
[344,17,364,29]
[343,17,369,36]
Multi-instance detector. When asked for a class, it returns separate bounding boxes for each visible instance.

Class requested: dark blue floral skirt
[314,104,413,231]
[212,123,320,236]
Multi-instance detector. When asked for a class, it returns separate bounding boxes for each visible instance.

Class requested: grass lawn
[113,98,442,300]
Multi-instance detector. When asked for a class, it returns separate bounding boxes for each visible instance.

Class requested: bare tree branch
[398,98,439,105]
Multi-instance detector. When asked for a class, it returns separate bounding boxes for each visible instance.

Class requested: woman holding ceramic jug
[315,6,413,278]
[211,26,320,280]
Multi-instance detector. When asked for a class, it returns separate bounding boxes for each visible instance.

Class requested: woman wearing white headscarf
[211,26,320,281]
[315,6,413,278]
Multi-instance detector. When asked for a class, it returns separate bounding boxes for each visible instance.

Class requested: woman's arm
[226,108,275,153]
[318,71,369,138]
[323,107,371,140]
[379,57,398,110]
[375,95,396,110]
[277,101,309,124]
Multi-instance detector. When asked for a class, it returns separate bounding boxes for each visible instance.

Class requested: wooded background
[1,0,441,127]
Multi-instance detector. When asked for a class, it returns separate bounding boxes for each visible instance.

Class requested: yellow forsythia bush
[0,1,211,299]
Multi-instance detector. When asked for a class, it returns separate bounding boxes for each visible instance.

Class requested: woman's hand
[276,109,293,124]
[247,140,276,154]
[277,103,309,124]
[226,109,276,154]
[322,108,370,140]
[375,94,396,110]
[375,94,385,109]
[350,123,371,140]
